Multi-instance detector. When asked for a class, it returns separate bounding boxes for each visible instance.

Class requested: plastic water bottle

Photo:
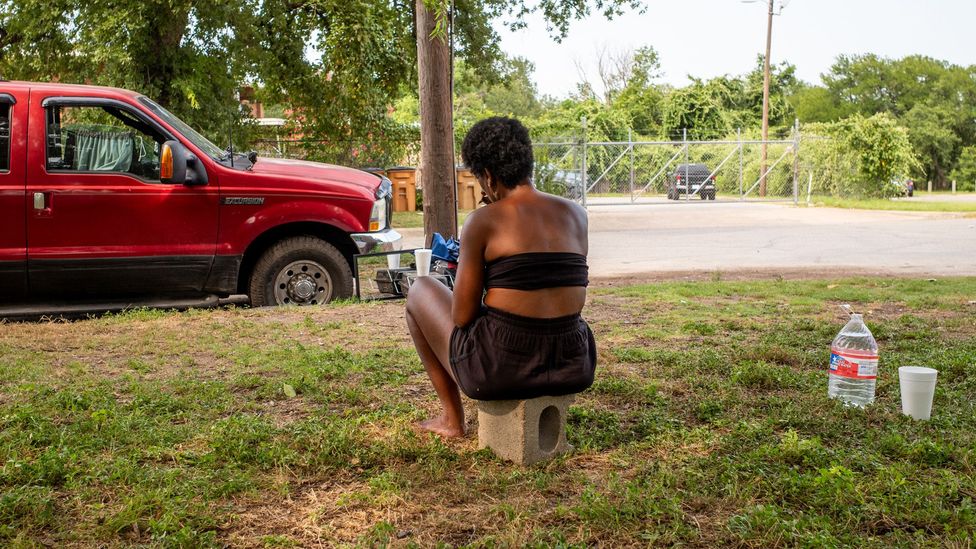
[827,305,879,407]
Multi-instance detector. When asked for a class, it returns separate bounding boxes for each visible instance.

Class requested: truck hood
[249,157,380,191]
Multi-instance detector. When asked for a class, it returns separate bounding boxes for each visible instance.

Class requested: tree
[573,44,659,105]
[0,0,506,159]
[744,56,798,129]
[448,57,542,143]
[1,0,249,138]
[415,0,457,241]
[788,84,849,123]
[609,46,664,136]
[821,54,976,186]
[662,81,735,140]
[481,58,542,118]
[0,0,417,153]
[652,57,799,141]
[948,146,976,192]
[902,102,962,184]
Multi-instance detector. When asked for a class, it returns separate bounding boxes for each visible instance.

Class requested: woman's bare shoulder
[542,193,587,223]
[460,204,494,241]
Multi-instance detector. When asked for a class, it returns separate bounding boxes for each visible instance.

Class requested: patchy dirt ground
[2,275,975,547]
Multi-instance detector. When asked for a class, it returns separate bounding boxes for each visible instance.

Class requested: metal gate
[533,125,806,205]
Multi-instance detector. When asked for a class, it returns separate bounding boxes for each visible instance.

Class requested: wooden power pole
[759,0,774,197]
[415,0,458,242]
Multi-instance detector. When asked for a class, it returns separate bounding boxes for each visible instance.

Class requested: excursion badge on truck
[221,197,265,205]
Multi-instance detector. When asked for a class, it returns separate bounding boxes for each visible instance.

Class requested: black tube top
[484,252,589,290]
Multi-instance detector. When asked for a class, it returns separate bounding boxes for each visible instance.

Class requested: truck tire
[248,236,353,307]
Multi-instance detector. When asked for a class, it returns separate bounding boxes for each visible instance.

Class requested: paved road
[399,201,976,278]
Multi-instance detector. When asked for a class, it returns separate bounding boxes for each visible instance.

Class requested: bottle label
[829,347,878,379]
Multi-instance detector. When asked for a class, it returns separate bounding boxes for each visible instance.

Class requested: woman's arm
[452,209,489,327]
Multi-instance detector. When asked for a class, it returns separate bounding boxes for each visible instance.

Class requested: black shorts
[449,307,597,400]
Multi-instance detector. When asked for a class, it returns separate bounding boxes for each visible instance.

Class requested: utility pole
[759,0,773,197]
[415,1,458,242]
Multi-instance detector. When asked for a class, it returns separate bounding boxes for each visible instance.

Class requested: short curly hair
[461,117,533,189]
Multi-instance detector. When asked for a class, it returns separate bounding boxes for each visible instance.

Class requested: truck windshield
[138,97,224,160]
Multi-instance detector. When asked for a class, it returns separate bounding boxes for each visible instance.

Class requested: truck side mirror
[160,140,209,186]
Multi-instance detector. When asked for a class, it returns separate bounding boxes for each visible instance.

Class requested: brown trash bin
[456,167,479,210]
[386,166,417,212]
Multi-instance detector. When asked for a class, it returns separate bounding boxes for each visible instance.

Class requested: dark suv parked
[668,163,716,200]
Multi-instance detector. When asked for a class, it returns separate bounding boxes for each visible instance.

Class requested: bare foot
[417,415,465,438]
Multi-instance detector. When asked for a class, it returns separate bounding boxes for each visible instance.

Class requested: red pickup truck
[0,80,400,314]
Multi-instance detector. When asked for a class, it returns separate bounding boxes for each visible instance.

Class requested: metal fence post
[792,118,800,204]
[806,172,813,206]
[581,116,588,208]
[738,127,743,200]
[629,128,635,202]
[683,128,689,201]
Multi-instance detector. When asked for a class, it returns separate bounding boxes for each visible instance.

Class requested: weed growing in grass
[683,320,717,336]
[588,376,653,402]
[260,534,298,547]
[567,407,625,451]
[0,485,55,537]
[731,361,795,390]
[611,346,656,363]
[694,399,724,423]
[208,415,294,469]
[571,474,693,543]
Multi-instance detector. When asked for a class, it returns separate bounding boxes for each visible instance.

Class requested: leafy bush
[804,113,918,198]
[948,146,976,192]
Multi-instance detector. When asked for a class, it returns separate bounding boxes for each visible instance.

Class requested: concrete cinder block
[476,394,575,465]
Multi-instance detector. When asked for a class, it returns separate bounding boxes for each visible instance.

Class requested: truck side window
[45,104,165,181]
[0,103,9,172]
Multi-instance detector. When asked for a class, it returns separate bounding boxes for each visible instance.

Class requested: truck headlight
[370,177,392,231]
[369,197,388,231]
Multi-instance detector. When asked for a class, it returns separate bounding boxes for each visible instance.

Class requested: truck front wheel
[248,236,353,307]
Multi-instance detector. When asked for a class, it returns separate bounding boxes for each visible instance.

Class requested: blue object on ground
[430,232,460,262]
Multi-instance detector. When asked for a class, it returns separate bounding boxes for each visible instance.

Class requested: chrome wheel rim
[273,260,332,305]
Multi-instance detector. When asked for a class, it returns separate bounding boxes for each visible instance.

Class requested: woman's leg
[405,277,465,437]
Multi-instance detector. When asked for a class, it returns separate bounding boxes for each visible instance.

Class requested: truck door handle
[33,192,48,210]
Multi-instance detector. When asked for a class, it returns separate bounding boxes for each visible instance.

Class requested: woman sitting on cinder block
[405,116,597,438]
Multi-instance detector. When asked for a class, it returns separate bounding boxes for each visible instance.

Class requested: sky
[495,0,974,98]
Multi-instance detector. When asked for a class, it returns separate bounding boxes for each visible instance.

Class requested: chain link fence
[533,138,585,201]
[533,129,813,204]
[250,128,843,205]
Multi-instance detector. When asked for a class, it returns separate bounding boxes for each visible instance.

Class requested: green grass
[1,277,975,546]
[392,209,473,229]
[550,191,976,213]
[807,194,976,213]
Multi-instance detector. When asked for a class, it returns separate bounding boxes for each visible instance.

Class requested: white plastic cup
[386,253,400,269]
[899,366,938,420]
[415,249,432,277]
